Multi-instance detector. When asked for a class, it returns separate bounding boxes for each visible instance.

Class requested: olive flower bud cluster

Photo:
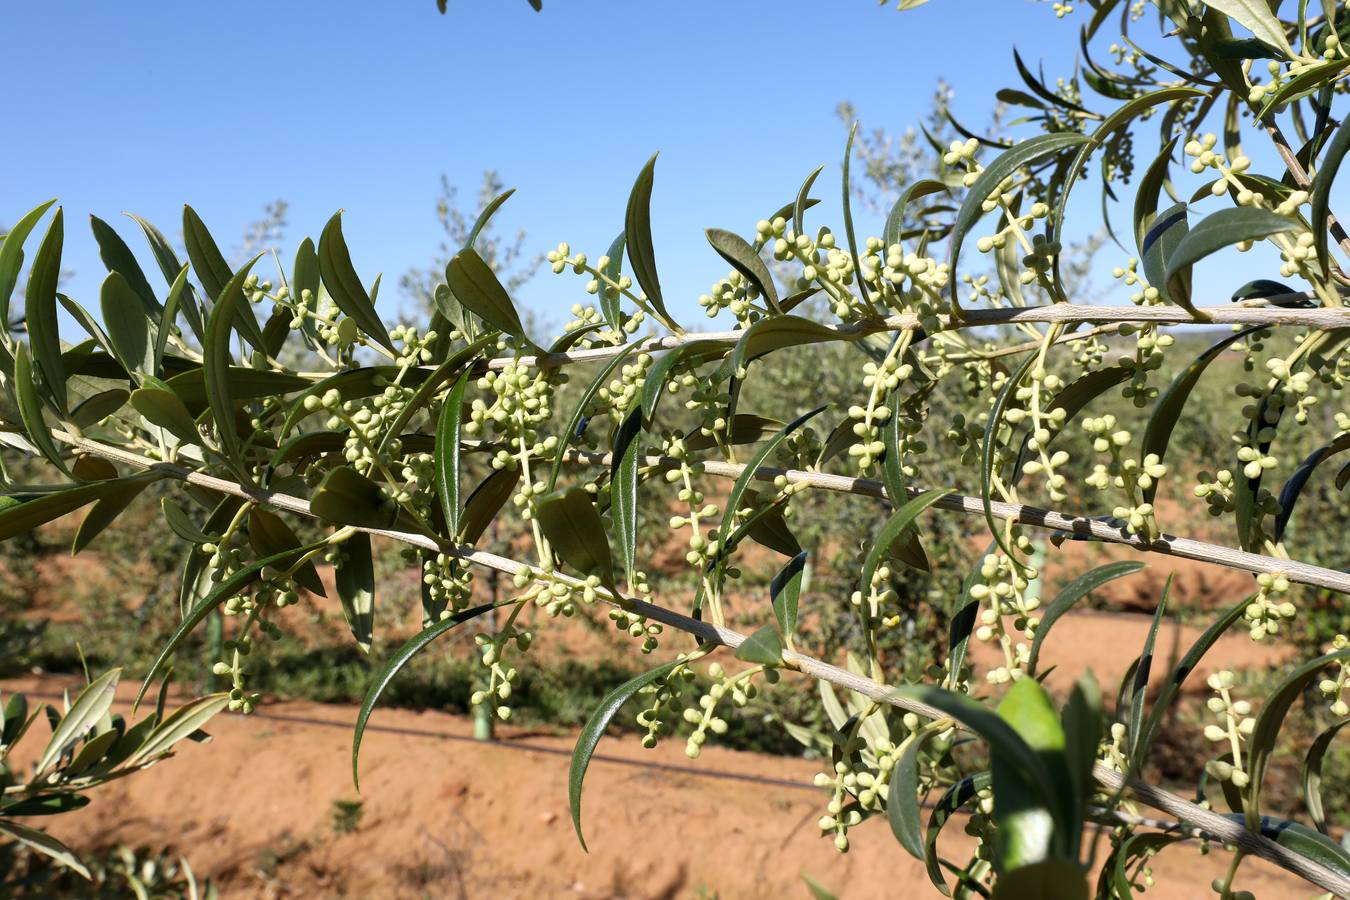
[1193,469,1237,516]
[470,625,531,721]
[1318,635,1350,718]
[681,660,770,760]
[1201,670,1254,788]
[422,552,475,618]
[1081,416,1164,538]
[970,549,1041,683]
[635,660,696,749]
[1245,572,1296,641]
[662,435,721,568]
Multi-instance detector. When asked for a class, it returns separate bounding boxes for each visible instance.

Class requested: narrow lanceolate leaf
[125,693,229,766]
[994,677,1072,868]
[1207,0,1296,57]
[1134,136,1181,254]
[730,316,855,378]
[436,371,472,538]
[130,387,201,445]
[887,730,932,860]
[948,133,1091,308]
[248,508,326,596]
[770,551,807,640]
[982,352,1037,560]
[624,153,677,330]
[1163,208,1298,319]
[598,231,626,328]
[705,228,780,312]
[1311,113,1350,279]
[184,206,266,349]
[460,468,520,545]
[0,821,90,880]
[354,601,507,790]
[794,164,825,235]
[36,668,121,774]
[26,207,66,413]
[71,478,153,555]
[446,247,528,342]
[70,389,129,428]
[734,625,785,666]
[89,214,160,315]
[1140,326,1261,502]
[1061,673,1103,859]
[924,773,991,895]
[860,489,952,593]
[610,408,643,589]
[127,213,204,342]
[13,342,71,476]
[841,122,870,307]
[535,487,617,591]
[711,405,828,581]
[0,198,57,328]
[311,466,401,530]
[202,254,263,474]
[318,211,395,353]
[550,343,642,490]
[1246,647,1350,831]
[153,264,190,376]
[334,531,376,652]
[0,480,151,541]
[161,498,215,544]
[1027,562,1145,675]
[1275,433,1350,542]
[1127,575,1171,761]
[1304,718,1350,834]
[135,542,326,709]
[101,271,155,376]
[569,659,682,850]
[1141,202,1191,310]
[884,179,948,249]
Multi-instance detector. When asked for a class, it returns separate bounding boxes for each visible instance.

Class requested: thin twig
[479,301,1350,372]
[39,432,1350,895]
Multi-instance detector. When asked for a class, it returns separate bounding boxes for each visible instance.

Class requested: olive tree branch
[39,431,1350,897]
[480,300,1350,373]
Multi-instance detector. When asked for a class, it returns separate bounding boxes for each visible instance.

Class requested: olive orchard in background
[5,1,1350,896]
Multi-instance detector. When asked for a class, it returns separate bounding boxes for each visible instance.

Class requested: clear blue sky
[1,1,1275,329]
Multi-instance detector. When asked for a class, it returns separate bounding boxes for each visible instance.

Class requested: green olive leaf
[610,407,643,590]
[734,625,785,666]
[353,600,508,789]
[333,531,376,653]
[184,205,267,350]
[90,213,160,316]
[445,246,529,343]
[318,211,395,353]
[770,550,807,641]
[435,370,472,539]
[535,486,617,593]
[0,198,58,330]
[887,728,932,860]
[624,153,678,331]
[1027,562,1145,676]
[101,271,155,377]
[1163,207,1298,319]
[26,206,67,414]
[1139,326,1262,502]
[248,507,326,596]
[202,254,264,475]
[704,227,780,313]
[13,342,71,476]
[569,659,683,851]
